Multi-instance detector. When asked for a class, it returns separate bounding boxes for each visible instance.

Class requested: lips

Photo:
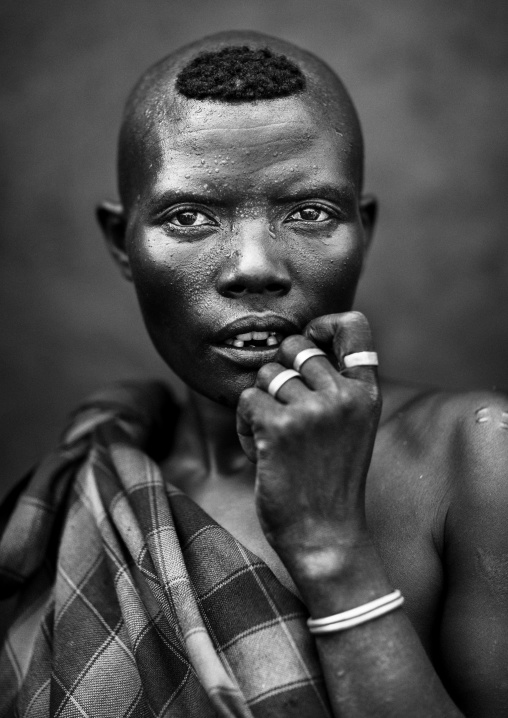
[216,315,300,350]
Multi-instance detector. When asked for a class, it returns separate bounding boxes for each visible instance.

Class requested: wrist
[285,540,393,618]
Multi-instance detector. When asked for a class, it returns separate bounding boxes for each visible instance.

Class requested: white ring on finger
[267,369,302,399]
[343,351,379,369]
[293,347,327,372]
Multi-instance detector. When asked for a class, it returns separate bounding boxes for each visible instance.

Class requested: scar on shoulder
[474,407,508,430]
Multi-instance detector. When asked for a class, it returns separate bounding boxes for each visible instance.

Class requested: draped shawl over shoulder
[0,382,330,718]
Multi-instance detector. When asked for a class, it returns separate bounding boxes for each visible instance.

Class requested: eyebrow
[147,188,228,216]
[273,182,357,205]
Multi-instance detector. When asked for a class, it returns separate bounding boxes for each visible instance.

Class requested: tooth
[267,336,278,346]
[236,332,253,341]
[233,339,245,348]
[253,331,269,340]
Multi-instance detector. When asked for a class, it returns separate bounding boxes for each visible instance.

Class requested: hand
[236,311,382,576]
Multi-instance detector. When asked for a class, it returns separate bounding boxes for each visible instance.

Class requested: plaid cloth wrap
[0,382,331,718]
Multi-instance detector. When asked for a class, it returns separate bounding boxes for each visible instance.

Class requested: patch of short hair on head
[175,46,306,101]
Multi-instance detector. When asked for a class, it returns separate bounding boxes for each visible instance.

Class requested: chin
[181,370,256,409]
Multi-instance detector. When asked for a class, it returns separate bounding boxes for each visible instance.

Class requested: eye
[286,205,332,223]
[167,209,215,227]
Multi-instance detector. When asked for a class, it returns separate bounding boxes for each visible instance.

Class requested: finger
[237,387,282,460]
[304,312,378,385]
[255,362,307,404]
[238,386,280,425]
[236,402,257,462]
[275,335,336,391]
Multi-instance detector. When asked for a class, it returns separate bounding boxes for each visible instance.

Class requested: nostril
[266,283,286,295]
[227,284,247,298]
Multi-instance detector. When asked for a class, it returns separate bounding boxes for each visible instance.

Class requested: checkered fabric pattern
[0,382,331,717]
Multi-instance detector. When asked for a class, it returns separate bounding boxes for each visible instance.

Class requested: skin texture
[98,31,508,717]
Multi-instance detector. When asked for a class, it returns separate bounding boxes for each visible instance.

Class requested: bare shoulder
[431,388,508,537]
[378,381,508,517]
[380,380,508,457]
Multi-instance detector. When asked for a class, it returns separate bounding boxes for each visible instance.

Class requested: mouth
[224,330,283,350]
[213,314,300,364]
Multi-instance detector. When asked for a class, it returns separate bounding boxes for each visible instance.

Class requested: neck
[170,389,254,484]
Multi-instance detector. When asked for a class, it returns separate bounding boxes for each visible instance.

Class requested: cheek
[287,228,364,308]
[128,233,216,327]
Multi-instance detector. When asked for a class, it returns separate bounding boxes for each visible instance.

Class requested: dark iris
[175,211,198,225]
[300,207,321,221]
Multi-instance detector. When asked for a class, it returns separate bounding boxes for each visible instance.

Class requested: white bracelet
[307,590,404,635]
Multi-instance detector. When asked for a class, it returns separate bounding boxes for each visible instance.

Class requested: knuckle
[269,406,316,436]
[347,310,368,325]
[342,310,371,335]
[238,387,257,410]
[337,387,359,414]
[279,334,305,355]
[302,397,328,425]
[256,363,276,384]
[266,411,294,435]
[340,312,374,352]
[323,379,342,398]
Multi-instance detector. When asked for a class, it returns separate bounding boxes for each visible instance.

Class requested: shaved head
[117,31,364,210]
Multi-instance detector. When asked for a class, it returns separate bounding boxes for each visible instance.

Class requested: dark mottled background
[1,0,508,494]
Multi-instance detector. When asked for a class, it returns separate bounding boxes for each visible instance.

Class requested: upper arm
[439,395,508,716]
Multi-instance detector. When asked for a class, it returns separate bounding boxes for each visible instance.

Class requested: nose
[216,220,291,299]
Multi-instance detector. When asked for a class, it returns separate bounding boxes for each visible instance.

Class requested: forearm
[290,542,464,718]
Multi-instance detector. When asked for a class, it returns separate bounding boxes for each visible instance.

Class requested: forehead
[170,96,315,144]
[144,95,358,199]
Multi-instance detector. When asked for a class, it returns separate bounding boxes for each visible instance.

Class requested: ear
[359,194,378,254]
[96,201,132,281]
